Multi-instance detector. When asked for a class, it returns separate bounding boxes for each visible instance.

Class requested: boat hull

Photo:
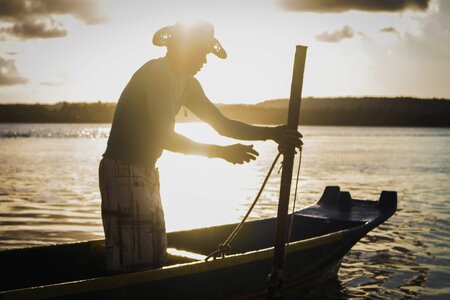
[0,186,397,299]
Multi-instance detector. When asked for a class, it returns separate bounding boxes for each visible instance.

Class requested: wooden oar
[267,45,308,299]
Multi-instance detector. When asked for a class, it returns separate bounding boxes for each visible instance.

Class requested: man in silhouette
[99,20,302,272]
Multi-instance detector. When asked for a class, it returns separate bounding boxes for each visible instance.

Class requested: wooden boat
[0,186,396,299]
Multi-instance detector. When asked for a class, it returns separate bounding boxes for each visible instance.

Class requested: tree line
[1,97,449,127]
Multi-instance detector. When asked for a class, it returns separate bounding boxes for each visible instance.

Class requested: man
[99,20,302,273]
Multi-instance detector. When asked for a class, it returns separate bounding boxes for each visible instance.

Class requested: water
[0,123,449,299]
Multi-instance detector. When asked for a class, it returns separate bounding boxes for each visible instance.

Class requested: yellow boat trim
[0,231,342,299]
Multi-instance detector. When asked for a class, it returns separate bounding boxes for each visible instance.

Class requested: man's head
[153,20,227,75]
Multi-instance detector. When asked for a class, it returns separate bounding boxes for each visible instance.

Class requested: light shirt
[104,56,204,167]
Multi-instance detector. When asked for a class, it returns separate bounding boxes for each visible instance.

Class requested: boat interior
[0,186,395,292]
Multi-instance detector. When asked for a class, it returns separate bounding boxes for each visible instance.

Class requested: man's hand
[216,144,259,164]
[271,125,303,153]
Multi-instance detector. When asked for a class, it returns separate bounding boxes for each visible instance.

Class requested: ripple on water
[0,124,449,299]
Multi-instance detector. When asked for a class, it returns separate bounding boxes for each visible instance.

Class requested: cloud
[0,57,28,86]
[40,80,62,86]
[280,0,430,13]
[0,0,106,40]
[316,25,355,43]
[0,0,107,24]
[380,26,398,34]
[1,20,67,40]
[40,72,69,86]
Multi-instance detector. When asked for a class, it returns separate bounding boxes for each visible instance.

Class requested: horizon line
[1,95,450,106]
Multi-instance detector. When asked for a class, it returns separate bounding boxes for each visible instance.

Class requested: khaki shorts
[98,157,167,272]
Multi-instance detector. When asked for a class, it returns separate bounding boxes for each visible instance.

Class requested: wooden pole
[267,45,307,299]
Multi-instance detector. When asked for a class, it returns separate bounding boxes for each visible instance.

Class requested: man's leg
[99,158,167,272]
[142,167,168,268]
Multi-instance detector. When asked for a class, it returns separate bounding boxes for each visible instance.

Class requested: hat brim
[212,38,227,59]
[153,25,227,59]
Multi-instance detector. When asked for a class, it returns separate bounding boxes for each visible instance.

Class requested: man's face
[187,48,208,75]
[170,41,209,75]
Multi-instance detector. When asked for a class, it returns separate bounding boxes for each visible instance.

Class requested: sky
[0,0,449,104]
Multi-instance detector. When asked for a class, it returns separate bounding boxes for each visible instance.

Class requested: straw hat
[153,20,227,59]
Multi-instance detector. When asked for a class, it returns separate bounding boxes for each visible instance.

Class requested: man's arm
[163,130,259,164]
[184,78,279,141]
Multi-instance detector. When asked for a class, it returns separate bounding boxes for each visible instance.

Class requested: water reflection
[0,123,449,298]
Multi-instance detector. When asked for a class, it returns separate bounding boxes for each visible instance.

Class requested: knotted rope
[205,151,282,261]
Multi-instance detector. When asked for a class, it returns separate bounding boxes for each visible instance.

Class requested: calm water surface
[0,123,449,299]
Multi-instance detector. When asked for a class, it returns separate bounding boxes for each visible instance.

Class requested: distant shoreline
[1,97,449,127]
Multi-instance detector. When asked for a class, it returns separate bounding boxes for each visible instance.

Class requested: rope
[205,151,282,261]
[284,146,303,261]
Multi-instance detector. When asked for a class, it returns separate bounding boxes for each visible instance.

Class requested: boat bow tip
[379,191,398,212]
